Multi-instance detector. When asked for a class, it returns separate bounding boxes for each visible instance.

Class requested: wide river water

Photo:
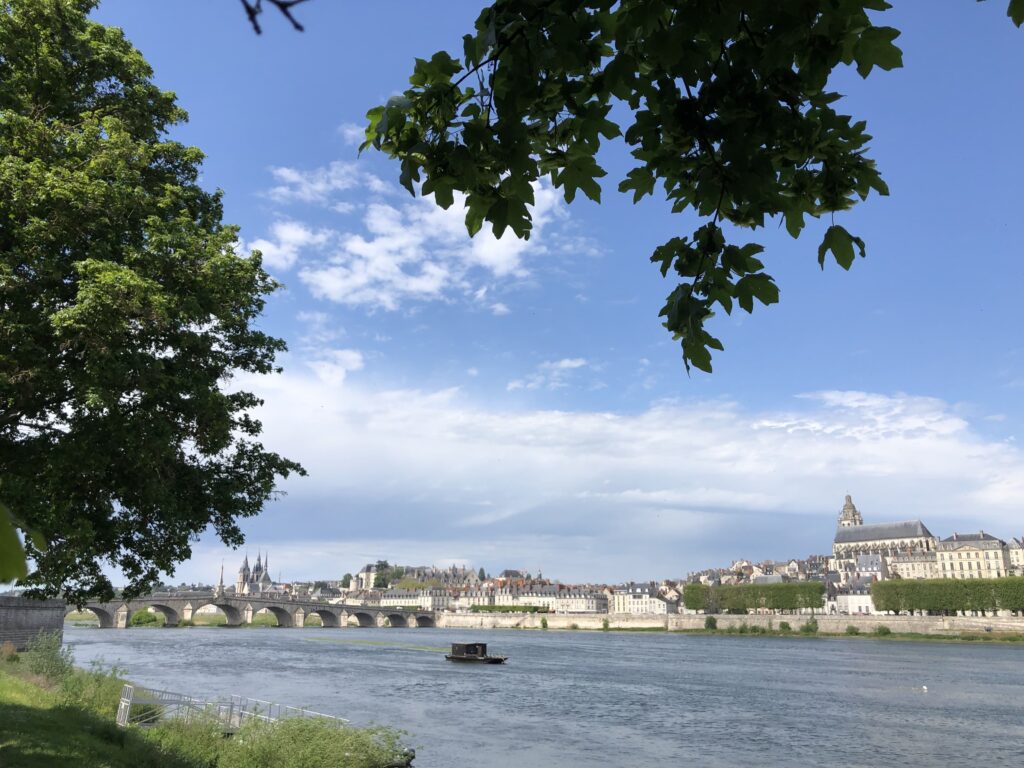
[65,625,1024,767]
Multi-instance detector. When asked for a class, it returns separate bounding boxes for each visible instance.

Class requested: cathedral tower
[837,494,864,528]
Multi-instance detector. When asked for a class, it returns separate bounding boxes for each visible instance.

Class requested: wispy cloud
[246,220,331,271]
[508,358,588,391]
[337,122,365,146]
[305,348,364,386]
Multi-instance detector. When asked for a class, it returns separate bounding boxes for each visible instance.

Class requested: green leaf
[854,27,904,78]
[1010,0,1024,27]
[817,225,866,270]
[0,502,28,583]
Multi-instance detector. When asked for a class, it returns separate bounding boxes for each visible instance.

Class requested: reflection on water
[65,626,1024,767]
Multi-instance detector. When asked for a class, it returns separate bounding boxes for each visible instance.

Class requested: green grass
[63,611,98,626]
[599,626,668,632]
[0,634,411,768]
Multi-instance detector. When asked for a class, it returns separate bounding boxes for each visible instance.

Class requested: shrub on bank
[469,605,549,613]
[799,618,819,635]
[540,617,548,629]
[874,625,892,636]
[129,610,163,627]
[59,660,128,719]
[24,632,73,680]
[704,616,717,631]
[1,641,18,663]
[219,717,408,768]
[146,714,226,767]
[778,622,791,633]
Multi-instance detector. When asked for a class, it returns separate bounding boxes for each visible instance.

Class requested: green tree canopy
[0,0,302,603]
[363,0,1023,373]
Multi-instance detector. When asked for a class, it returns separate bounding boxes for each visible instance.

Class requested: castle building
[235,551,273,595]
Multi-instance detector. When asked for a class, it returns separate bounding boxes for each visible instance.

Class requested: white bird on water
[921,685,928,693]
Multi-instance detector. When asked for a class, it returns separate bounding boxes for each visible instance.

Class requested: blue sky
[93,1,1024,585]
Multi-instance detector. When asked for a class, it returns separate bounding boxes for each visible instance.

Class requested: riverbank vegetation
[470,605,549,613]
[683,582,825,613]
[0,633,409,768]
[872,577,1024,615]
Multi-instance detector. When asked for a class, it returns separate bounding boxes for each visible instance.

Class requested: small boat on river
[445,642,507,664]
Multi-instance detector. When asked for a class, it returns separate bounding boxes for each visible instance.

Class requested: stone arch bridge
[70,593,436,630]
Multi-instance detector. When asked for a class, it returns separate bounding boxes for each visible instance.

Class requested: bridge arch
[67,605,115,629]
[350,611,375,628]
[193,601,243,626]
[415,615,435,628]
[136,604,180,627]
[306,608,341,628]
[385,613,409,628]
[258,605,295,628]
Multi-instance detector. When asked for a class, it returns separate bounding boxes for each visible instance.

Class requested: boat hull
[445,655,507,664]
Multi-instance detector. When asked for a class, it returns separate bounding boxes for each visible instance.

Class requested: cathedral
[235,551,273,595]
[829,495,936,580]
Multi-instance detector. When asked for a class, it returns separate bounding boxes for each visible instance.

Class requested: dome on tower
[838,495,864,528]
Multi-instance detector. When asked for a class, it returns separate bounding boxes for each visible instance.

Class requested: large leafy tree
[361,0,1023,373]
[0,0,303,603]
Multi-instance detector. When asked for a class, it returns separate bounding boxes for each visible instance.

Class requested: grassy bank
[0,634,410,768]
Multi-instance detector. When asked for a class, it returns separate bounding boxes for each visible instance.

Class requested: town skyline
[150,495,1023,591]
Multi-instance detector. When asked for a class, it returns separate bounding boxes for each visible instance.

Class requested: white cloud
[196,372,1024,584]
[255,158,567,310]
[267,162,362,205]
[296,311,343,348]
[337,122,365,145]
[305,348,364,385]
[508,357,588,391]
[248,221,331,271]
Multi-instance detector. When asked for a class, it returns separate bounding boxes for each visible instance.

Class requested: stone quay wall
[437,610,1024,635]
[0,596,65,650]
[668,613,1024,635]
[438,612,666,630]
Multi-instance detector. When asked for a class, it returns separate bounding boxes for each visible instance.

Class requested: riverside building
[936,532,1011,579]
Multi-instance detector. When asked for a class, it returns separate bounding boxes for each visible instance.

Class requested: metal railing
[115,684,348,733]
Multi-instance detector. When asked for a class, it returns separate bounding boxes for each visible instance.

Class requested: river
[64,625,1024,767]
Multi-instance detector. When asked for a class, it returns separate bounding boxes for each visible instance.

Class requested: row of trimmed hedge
[468,604,550,613]
[871,577,1024,613]
[683,582,824,613]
